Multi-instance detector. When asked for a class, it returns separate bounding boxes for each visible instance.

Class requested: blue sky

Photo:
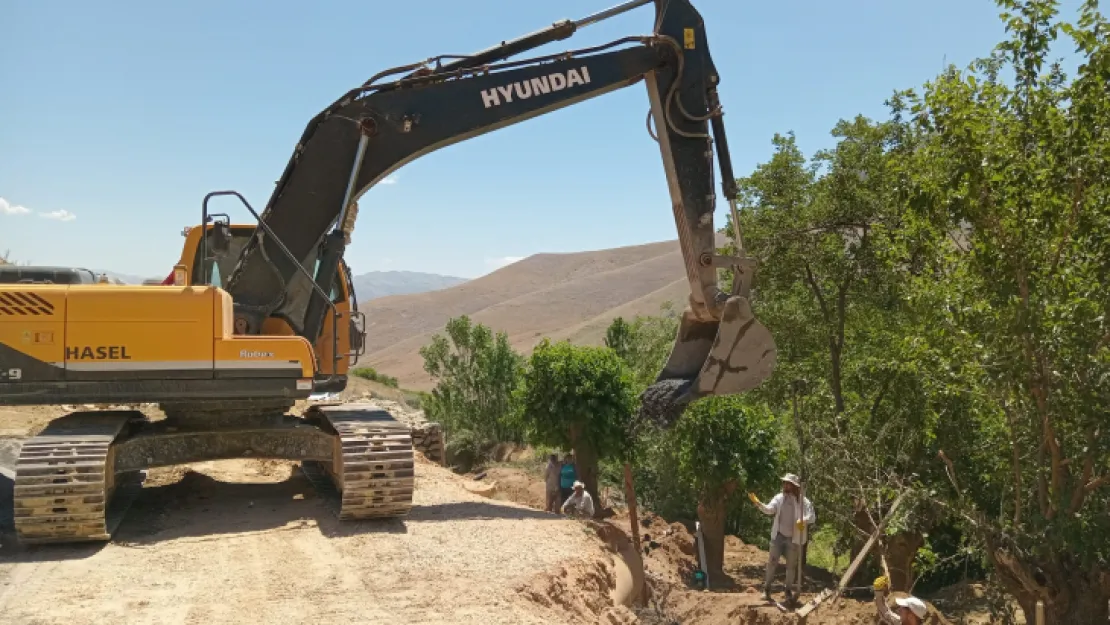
[0,0,1086,279]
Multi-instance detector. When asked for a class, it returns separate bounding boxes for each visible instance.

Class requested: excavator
[0,0,776,545]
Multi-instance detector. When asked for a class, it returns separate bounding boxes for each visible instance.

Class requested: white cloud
[40,209,77,222]
[485,256,524,269]
[0,197,31,216]
[380,175,399,185]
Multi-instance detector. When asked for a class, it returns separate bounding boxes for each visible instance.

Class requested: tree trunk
[883,531,923,592]
[697,494,728,587]
[985,548,1105,625]
[849,503,873,563]
[570,436,601,518]
[1003,568,1105,621]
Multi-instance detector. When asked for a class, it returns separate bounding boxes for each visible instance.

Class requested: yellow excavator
[0,0,777,545]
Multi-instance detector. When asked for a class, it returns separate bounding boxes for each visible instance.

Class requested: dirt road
[0,454,602,625]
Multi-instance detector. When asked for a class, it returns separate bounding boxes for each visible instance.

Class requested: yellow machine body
[0,283,316,405]
[0,227,411,547]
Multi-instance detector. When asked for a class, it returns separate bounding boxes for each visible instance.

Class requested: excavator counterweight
[0,0,775,545]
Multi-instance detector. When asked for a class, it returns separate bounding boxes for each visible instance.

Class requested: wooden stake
[835,490,909,594]
[623,462,641,553]
[796,588,835,618]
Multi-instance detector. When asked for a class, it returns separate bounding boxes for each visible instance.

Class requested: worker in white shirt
[561,480,595,518]
[748,473,816,603]
[873,575,927,624]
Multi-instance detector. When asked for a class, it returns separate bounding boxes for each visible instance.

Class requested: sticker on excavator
[684,28,696,49]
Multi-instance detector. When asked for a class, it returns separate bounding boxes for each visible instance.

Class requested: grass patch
[805,525,847,576]
[350,366,399,388]
[401,389,430,409]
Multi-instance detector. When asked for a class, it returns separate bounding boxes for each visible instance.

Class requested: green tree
[726,120,948,590]
[887,1,1110,620]
[516,339,637,513]
[419,315,524,451]
[604,303,681,393]
[664,396,780,585]
[604,316,632,362]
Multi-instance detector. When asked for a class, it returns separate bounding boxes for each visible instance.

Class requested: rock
[463,480,497,498]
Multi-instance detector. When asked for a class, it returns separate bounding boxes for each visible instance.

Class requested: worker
[559,453,577,503]
[561,480,594,518]
[872,576,927,624]
[748,473,816,603]
[543,453,561,513]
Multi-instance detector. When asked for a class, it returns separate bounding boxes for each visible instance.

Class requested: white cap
[894,596,927,618]
[573,480,585,489]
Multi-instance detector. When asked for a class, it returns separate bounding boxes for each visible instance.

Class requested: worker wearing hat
[748,473,815,603]
[561,480,595,518]
[873,575,927,624]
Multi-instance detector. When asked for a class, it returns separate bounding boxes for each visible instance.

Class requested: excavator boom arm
[224,0,776,415]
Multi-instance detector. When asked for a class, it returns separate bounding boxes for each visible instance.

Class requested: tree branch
[1068,427,1099,514]
[938,450,963,498]
[1084,475,1110,494]
[1001,401,1025,526]
[784,221,878,238]
[803,261,831,323]
[1049,174,1084,276]
[869,370,896,424]
[992,547,1054,604]
[1016,265,1061,520]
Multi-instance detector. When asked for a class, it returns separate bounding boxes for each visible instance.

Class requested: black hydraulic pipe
[707,88,738,200]
[436,0,652,73]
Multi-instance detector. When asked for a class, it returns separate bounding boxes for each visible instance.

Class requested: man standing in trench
[748,473,816,604]
[543,453,561,513]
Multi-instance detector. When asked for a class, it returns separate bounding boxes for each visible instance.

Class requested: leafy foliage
[666,396,780,500]
[408,2,1108,616]
[723,117,953,589]
[881,1,1110,620]
[515,339,637,510]
[603,316,632,362]
[603,303,681,393]
[419,315,525,450]
[652,396,782,583]
[350,366,399,388]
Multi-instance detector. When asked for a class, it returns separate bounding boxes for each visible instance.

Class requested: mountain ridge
[358,236,724,390]
[351,269,467,301]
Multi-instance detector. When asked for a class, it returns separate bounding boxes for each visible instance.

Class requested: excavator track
[13,410,145,544]
[300,404,415,520]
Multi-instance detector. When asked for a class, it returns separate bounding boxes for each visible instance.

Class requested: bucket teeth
[301,405,415,520]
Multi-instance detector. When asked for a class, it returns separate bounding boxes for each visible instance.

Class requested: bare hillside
[359,237,721,390]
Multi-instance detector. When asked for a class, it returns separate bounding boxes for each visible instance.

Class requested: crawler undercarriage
[12,402,415,544]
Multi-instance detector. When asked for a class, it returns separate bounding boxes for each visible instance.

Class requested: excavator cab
[173,220,366,391]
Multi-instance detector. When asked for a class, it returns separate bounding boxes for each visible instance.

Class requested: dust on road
[0,455,601,625]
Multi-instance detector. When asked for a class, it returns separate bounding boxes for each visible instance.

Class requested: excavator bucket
[639,295,776,427]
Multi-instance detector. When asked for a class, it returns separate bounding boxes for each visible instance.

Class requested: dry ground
[359,236,728,390]
[468,463,1019,625]
[0,396,1007,625]
[0,405,619,625]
